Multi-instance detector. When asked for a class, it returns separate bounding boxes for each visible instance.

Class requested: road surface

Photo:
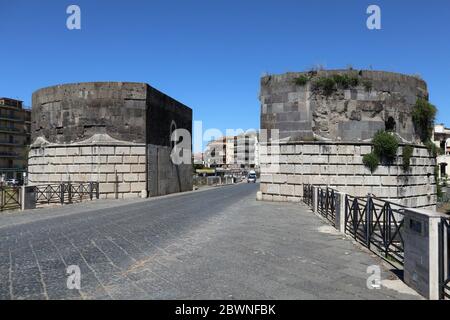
[0,183,420,299]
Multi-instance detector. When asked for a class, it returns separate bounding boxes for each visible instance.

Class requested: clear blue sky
[0,0,449,152]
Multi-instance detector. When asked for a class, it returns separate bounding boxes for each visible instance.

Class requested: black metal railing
[440,217,450,300]
[318,187,337,226]
[0,186,21,211]
[345,195,406,266]
[303,184,313,207]
[34,182,99,205]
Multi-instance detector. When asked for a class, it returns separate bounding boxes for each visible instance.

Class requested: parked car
[247,171,257,183]
[5,179,20,187]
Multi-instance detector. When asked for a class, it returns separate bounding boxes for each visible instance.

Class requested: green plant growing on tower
[363,152,379,173]
[372,130,399,162]
[312,77,337,96]
[362,79,373,92]
[331,74,359,89]
[293,75,309,86]
[412,98,437,143]
[402,145,414,171]
[425,140,441,157]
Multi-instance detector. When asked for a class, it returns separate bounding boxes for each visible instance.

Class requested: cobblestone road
[0,183,420,299]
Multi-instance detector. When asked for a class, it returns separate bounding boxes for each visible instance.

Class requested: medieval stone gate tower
[28,82,192,199]
[259,70,437,209]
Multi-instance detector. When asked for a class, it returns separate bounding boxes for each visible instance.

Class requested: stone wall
[146,86,193,147]
[260,70,428,143]
[28,135,147,199]
[147,144,193,197]
[30,82,193,199]
[259,142,437,210]
[32,82,148,144]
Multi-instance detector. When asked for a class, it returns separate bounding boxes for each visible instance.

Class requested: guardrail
[302,183,450,299]
[345,195,406,266]
[302,184,313,207]
[34,182,99,205]
[318,187,337,227]
[0,186,21,211]
[301,186,406,265]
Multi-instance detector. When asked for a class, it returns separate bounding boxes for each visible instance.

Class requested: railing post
[366,195,372,249]
[20,185,25,211]
[440,219,449,300]
[352,199,358,240]
[46,185,50,204]
[60,183,65,205]
[336,192,347,234]
[312,186,319,214]
[21,186,36,210]
[96,182,99,199]
[403,208,446,300]
[89,182,93,200]
[68,182,72,204]
[115,170,119,199]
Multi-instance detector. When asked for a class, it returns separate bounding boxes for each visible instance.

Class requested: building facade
[28,82,192,199]
[193,152,205,166]
[0,98,31,182]
[204,132,259,170]
[432,124,450,180]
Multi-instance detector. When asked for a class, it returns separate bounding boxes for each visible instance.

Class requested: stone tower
[29,82,192,199]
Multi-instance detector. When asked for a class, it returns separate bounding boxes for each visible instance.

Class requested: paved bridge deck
[0,183,420,299]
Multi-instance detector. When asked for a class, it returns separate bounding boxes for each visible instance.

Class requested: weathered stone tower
[29,82,192,199]
[261,70,428,143]
[259,70,437,209]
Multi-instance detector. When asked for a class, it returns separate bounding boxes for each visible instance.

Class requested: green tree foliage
[412,98,437,143]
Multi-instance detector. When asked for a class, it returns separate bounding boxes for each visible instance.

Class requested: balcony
[0,151,20,158]
[0,115,25,122]
[0,127,26,135]
[0,166,26,172]
[0,141,21,146]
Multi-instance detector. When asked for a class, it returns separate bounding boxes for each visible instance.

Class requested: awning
[196,168,216,174]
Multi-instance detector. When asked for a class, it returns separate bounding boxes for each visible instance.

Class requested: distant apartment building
[204,131,259,170]
[433,124,450,180]
[193,152,205,165]
[205,137,227,167]
[0,98,31,181]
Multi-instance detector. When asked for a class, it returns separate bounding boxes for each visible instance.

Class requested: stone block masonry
[29,82,193,199]
[259,141,437,210]
[260,70,428,143]
[28,135,147,199]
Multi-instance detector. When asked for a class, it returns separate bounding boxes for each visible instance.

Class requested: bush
[412,99,437,142]
[312,77,337,96]
[293,75,309,86]
[402,145,414,171]
[372,130,399,161]
[425,140,441,157]
[311,73,363,96]
[331,74,359,89]
[363,152,379,173]
[362,79,372,92]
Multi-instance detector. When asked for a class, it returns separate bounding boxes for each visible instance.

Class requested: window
[385,116,396,132]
